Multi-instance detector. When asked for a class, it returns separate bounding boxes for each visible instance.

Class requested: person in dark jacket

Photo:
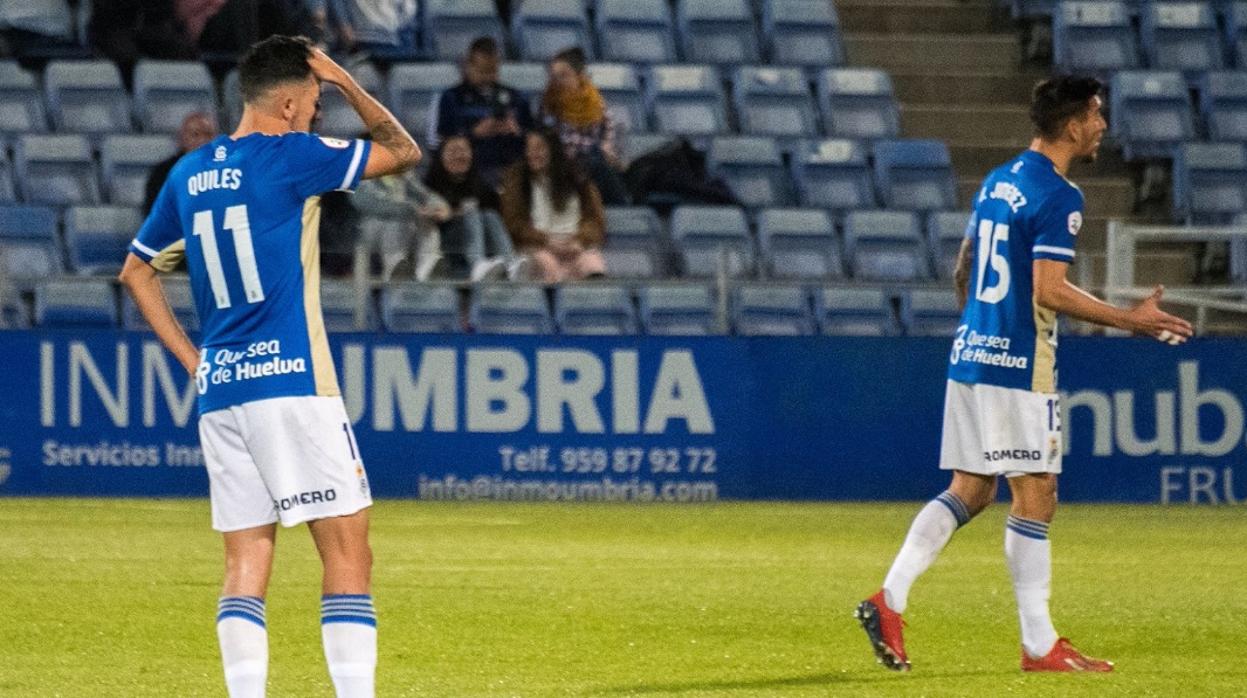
[143,111,218,214]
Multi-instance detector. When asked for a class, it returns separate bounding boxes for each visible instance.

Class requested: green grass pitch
[1,499,1244,697]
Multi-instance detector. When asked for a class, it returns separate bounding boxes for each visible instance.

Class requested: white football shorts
[938,379,1063,477]
[199,395,372,532]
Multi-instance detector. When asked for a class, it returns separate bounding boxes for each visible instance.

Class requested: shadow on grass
[591,668,1007,695]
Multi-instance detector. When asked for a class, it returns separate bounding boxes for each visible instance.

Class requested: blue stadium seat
[791,139,875,210]
[15,134,100,206]
[0,205,62,288]
[732,66,819,140]
[677,0,761,66]
[926,210,972,280]
[132,60,216,134]
[708,136,795,208]
[1171,141,1247,222]
[44,59,132,134]
[756,207,843,280]
[0,144,14,203]
[222,69,243,130]
[872,139,957,212]
[647,65,728,136]
[321,282,379,332]
[1225,2,1247,67]
[619,132,673,163]
[637,284,719,335]
[389,62,460,141]
[732,283,814,335]
[1140,2,1222,75]
[587,63,648,132]
[1199,71,1247,143]
[602,206,668,277]
[380,283,462,333]
[424,0,506,61]
[843,210,929,281]
[0,61,46,134]
[556,285,638,334]
[35,279,117,328]
[903,288,963,336]
[473,284,554,334]
[100,135,178,207]
[1231,211,1247,282]
[1053,1,1139,74]
[815,287,898,336]
[762,0,843,68]
[817,68,900,141]
[513,0,594,61]
[123,274,197,331]
[595,0,677,64]
[64,205,141,275]
[498,62,547,113]
[670,205,755,278]
[317,63,384,137]
[1109,71,1193,160]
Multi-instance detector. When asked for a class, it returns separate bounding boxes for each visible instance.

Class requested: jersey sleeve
[129,177,183,264]
[1031,185,1082,263]
[282,133,372,199]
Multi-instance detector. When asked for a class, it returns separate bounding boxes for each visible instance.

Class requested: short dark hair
[551,46,587,73]
[238,35,315,104]
[1030,75,1103,140]
[467,36,500,59]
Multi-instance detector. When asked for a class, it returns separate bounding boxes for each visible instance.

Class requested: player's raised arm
[1032,259,1194,343]
[308,49,421,178]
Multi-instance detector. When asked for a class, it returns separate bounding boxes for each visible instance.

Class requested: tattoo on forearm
[370,118,418,163]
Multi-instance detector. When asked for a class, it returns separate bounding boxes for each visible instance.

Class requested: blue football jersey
[129,132,371,413]
[947,149,1082,393]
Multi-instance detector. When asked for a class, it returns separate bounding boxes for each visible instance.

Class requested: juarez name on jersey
[949,149,1082,393]
[128,132,371,412]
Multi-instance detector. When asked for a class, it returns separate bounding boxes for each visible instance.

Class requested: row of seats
[20,277,962,337]
[0,134,175,207]
[1110,69,1247,159]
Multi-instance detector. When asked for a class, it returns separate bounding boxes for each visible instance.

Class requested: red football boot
[855,590,910,671]
[1021,637,1114,672]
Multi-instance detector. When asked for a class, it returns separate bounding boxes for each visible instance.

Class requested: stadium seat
[472,284,554,334]
[1171,141,1247,222]
[424,0,507,61]
[595,0,678,64]
[1225,2,1247,68]
[1199,71,1247,143]
[1053,1,1139,74]
[100,135,178,207]
[1231,212,1247,282]
[872,140,957,212]
[35,278,117,328]
[389,63,460,140]
[708,136,795,208]
[602,206,668,278]
[555,285,639,334]
[1,293,30,328]
[0,205,62,288]
[926,210,972,280]
[1109,71,1194,160]
[513,0,594,61]
[132,60,216,134]
[319,281,379,332]
[637,284,720,334]
[1140,2,1222,75]
[222,69,243,129]
[815,287,898,336]
[732,283,814,335]
[64,205,142,275]
[587,63,648,133]
[817,68,901,141]
[843,209,929,281]
[44,59,132,134]
[619,132,673,163]
[499,62,548,113]
[317,63,385,137]
[903,288,962,336]
[380,283,462,333]
[647,65,729,136]
[791,139,875,211]
[0,144,14,203]
[732,66,820,140]
[762,0,843,68]
[677,0,761,66]
[123,274,197,331]
[0,61,47,134]
[756,207,843,280]
[15,134,100,206]
[670,205,755,278]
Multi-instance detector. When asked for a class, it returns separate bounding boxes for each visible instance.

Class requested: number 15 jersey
[948,149,1082,393]
[128,133,371,413]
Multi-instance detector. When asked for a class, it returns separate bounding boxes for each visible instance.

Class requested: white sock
[217,596,268,698]
[882,491,970,613]
[321,595,377,698]
[1005,515,1059,658]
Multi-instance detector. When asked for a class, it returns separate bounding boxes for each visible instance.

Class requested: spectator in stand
[429,36,534,185]
[144,111,218,214]
[90,0,199,76]
[540,47,630,205]
[324,0,418,56]
[500,129,606,282]
[424,134,525,281]
[354,166,450,281]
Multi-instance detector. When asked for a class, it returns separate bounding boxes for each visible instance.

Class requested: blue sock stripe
[934,491,971,527]
[321,606,376,615]
[1007,515,1050,534]
[322,594,372,600]
[217,609,266,628]
[321,599,375,608]
[321,614,378,627]
[218,603,266,618]
[218,596,266,615]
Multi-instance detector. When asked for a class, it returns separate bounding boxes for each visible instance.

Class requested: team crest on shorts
[1047,437,1061,466]
[356,464,369,495]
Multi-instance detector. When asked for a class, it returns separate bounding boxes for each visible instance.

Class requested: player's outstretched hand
[1126,285,1194,345]
[308,49,354,90]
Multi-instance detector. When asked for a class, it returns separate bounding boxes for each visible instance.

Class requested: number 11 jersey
[948,149,1082,394]
[128,132,371,413]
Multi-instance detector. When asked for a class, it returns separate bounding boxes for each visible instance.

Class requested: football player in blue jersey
[118,36,420,698]
[856,75,1193,673]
